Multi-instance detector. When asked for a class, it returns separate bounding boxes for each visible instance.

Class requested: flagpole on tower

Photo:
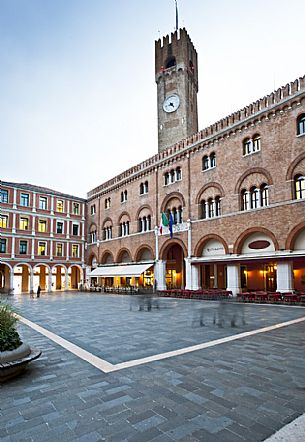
[175,0,179,31]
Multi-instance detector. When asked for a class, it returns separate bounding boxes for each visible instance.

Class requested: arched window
[250,186,259,209]
[243,135,261,156]
[215,197,221,216]
[173,207,178,224]
[147,215,151,230]
[297,114,305,136]
[241,189,250,211]
[177,206,183,223]
[252,134,261,152]
[210,152,216,168]
[103,226,112,240]
[243,138,252,155]
[295,175,305,199]
[121,191,127,203]
[208,198,214,218]
[202,155,209,170]
[139,183,144,195]
[164,167,182,185]
[201,200,206,219]
[260,184,269,207]
[170,169,175,183]
[164,172,170,186]
[90,230,97,243]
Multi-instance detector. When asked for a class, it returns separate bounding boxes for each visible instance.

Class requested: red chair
[267,292,282,303]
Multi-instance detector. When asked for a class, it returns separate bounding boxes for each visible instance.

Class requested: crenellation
[291,79,299,94]
[87,73,305,200]
[299,75,305,89]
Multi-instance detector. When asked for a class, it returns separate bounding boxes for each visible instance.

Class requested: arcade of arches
[0,263,82,294]
[88,226,305,295]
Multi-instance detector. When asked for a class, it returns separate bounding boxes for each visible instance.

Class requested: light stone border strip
[17,315,305,374]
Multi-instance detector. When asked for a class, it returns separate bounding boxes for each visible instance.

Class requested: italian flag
[159,212,169,234]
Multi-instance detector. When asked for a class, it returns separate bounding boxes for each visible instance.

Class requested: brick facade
[0,182,86,294]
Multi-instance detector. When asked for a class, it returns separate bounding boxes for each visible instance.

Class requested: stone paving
[1,292,305,441]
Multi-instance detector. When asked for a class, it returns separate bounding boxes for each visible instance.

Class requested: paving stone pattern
[0,292,305,441]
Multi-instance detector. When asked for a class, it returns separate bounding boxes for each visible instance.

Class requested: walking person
[37,285,41,298]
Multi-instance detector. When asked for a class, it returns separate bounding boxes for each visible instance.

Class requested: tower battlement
[155,27,198,84]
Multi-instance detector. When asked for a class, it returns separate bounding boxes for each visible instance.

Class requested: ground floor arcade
[0,262,83,294]
[87,222,305,296]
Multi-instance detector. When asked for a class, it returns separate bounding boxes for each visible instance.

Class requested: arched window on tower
[297,114,305,136]
[295,174,305,200]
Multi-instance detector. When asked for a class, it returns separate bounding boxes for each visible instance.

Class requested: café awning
[88,263,153,278]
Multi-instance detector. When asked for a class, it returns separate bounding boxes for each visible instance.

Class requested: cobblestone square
[1,292,305,441]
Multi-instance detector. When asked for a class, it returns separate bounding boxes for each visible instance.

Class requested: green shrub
[0,303,22,352]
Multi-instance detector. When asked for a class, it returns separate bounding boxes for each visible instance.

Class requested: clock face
[163,94,180,113]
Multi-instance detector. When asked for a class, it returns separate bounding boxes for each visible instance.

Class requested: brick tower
[155,28,199,152]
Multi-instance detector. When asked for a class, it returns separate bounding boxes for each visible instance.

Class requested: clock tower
[155,28,198,153]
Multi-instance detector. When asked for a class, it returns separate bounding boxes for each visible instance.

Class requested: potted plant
[0,302,41,382]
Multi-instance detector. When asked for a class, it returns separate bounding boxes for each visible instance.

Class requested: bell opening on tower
[165,56,176,69]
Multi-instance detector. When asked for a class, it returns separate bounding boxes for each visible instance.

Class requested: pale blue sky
[1,0,305,197]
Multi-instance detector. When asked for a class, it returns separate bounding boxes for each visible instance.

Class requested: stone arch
[285,221,305,250]
[0,261,13,291]
[13,262,33,294]
[195,182,225,204]
[160,192,186,213]
[194,234,229,257]
[134,245,155,262]
[101,217,113,228]
[88,253,98,267]
[101,250,114,264]
[135,204,153,221]
[13,262,33,271]
[49,263,67,291]
[285,152,305,181]
[234,227,279,254]
[68,264,83,289]
[117,211,131,224]
[0,261,13,272]
[234,167,273,194]
[159,238,187,260]
[51,263,67,271]
[116,248,132,263]
[88,222,97,231]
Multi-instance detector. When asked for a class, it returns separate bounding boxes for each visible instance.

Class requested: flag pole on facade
[169,212,174,239]
[175,0,179,31]
[159,212,169,235]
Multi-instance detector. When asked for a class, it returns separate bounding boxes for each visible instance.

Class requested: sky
[1,0,305,198]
